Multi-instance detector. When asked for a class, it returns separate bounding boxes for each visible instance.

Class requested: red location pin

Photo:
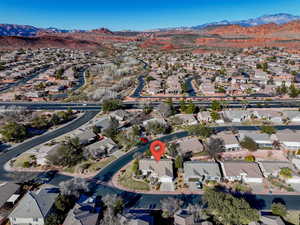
[150,140,166,161]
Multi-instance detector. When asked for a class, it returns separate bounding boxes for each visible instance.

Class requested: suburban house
[63,196,100,225]
[253,110,283,124]
[0,182,21,224]
[9,186,59,225]
[110,109,130,122]
[94,116,114,131]
[142,118,167,127]
[197,111,224,124]
[274,129,300,150]
[213,132,240,151]
[174,210,213,225]
[221,161,264,183]
[184,161,222,183]
[283,110,300,123]
[223,110,251,123]
[174,114,198,125]
[76,130,98,145]
[259,161,300,184]
[197,111,212,123]
[239,131,273,148]
[120,210,154,225]
[249,215,285,225]
[139,159,173,183]
[176,137,204,155]
[85,137,119,158]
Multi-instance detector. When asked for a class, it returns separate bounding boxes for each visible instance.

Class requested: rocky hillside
[0,35,102,50]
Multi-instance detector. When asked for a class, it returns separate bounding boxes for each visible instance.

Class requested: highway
[1,99,300,111]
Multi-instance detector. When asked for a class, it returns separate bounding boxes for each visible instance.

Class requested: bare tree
[157,102,172,118]
[160,197,183,218]
[206,137,225,160]
[59,178,91,198]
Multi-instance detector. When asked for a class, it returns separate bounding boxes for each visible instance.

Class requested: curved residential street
[0,111,99,182]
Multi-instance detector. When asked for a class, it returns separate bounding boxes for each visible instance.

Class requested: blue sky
[0,0,299,30]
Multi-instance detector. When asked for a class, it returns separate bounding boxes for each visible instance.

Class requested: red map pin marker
[150,140,166,161]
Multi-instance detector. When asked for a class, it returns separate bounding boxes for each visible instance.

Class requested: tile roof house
[174,210,213,225]
[249,215,285,225]
[176,137,204,155]
[253,110,283,124]
[197,111,212,123]
[139,159,173,183]
[223,110,251,123]
[239,131,273,148]
[258,161,294,177]
[110,110,130,122]
[9,186,59,225]
[94,116,114,131]
[76,130,98,145]
[213,132,240,151]
[274,129,300,150]
[63,197,100,225]
[221,161,264,183]
[184,161,221,183]
[283,110,300,122]
[85,137,119,158]
[174,114,198,125]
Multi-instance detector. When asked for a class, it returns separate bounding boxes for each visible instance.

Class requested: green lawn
[118,166,150,191]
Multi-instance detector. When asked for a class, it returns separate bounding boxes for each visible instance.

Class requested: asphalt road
[1,99,300,111]
[92,130,300,210]
[0,110,99,182]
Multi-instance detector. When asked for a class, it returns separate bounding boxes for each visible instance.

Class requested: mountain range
[0,13,300,36]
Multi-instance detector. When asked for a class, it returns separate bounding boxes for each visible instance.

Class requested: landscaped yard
[12,153,33,168]
[63,156,117,174]
[118,165,150,191]
[286,210,300,225]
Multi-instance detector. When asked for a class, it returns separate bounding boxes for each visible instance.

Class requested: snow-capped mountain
[192,13,300,29]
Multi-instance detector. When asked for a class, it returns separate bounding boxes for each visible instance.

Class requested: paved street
[0,111,99,182]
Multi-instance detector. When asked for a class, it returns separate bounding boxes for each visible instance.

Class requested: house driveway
[160,182,175,191]
[249,183,265,193]
[290,184,300,192]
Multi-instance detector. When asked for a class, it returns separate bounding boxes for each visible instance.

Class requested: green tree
[0,122,28,142]
[145,121,168,135]
[210,111,220,121]
[45,213,64,225]
[185,101,196,114]
[31,115,50,129]
[54,195,75,213]
[203,188,259,225]
[279,167,293,179]
[102,99,122,112]
[240,136,258,152]
[46,137,84,167]
[187,124,212,138]
[245,155,255,162]
[175,155,183,169]
[260,125,277,135]
[289,84,299,98]
[271,203,287,217]
[131,159,139,175]
[211,100,222,111]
